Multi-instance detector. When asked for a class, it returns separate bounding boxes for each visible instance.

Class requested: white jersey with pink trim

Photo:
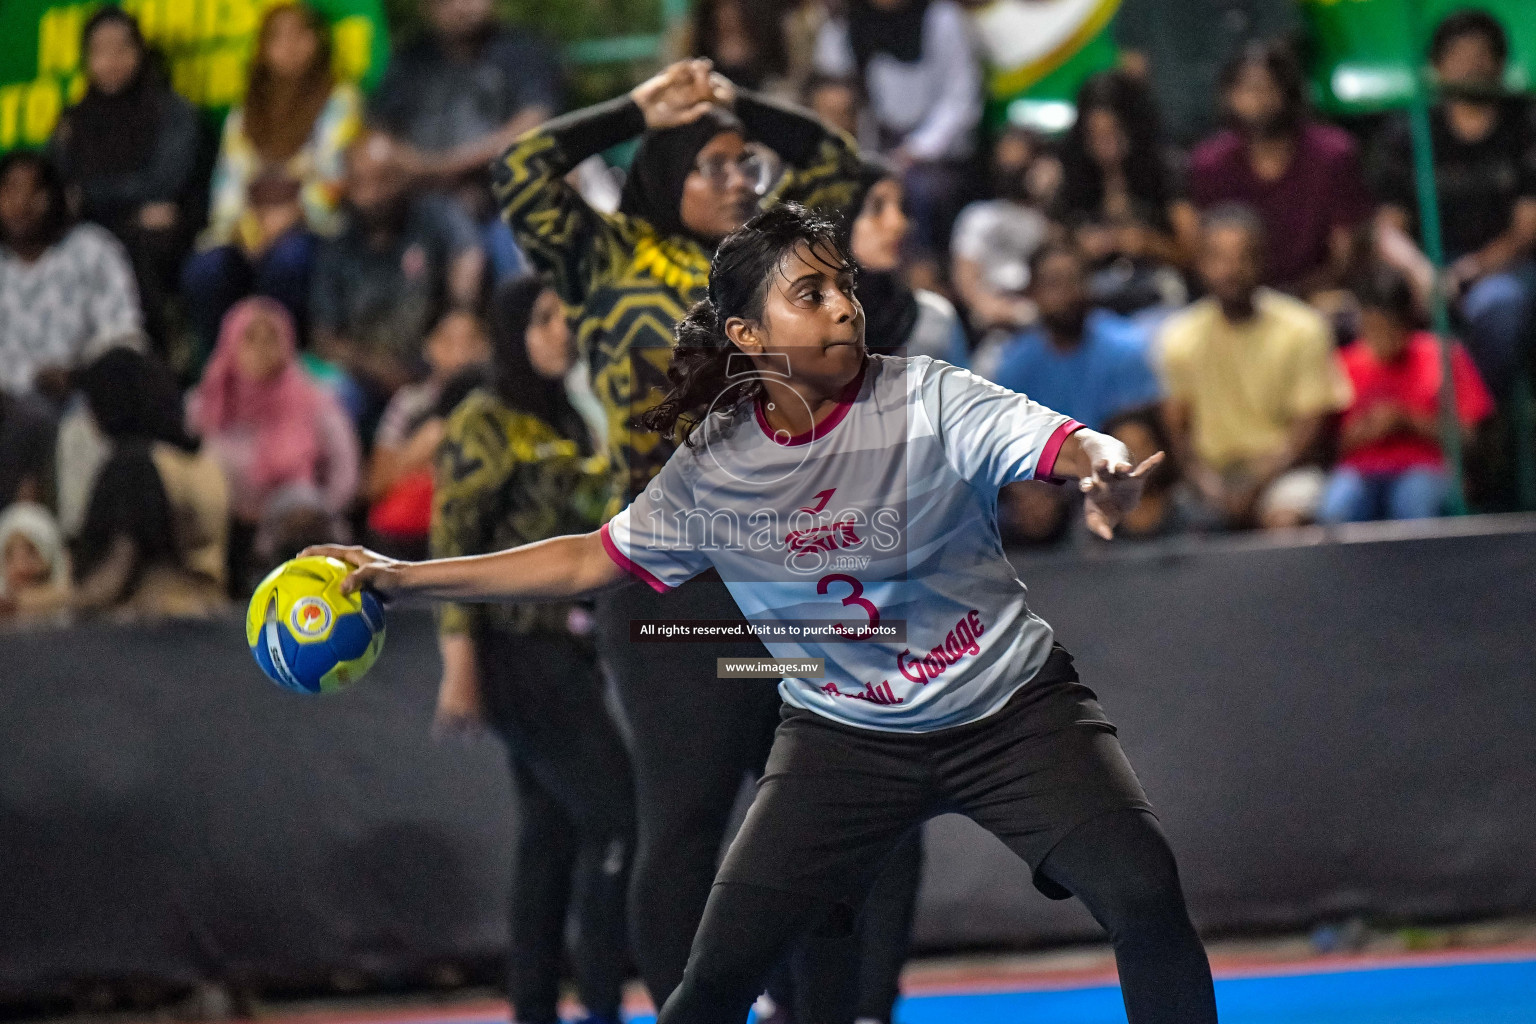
[601,354,1083,732]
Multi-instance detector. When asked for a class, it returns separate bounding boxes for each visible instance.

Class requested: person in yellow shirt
[1158,205,1352,529]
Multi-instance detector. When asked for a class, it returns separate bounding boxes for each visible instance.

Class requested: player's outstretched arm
[301,531,625,605]
[1050,428,1166,541]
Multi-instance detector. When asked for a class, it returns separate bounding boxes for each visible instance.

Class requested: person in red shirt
[1319,267,1494,523]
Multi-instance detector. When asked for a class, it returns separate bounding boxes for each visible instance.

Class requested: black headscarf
[77,347,198,452]
[488,277,590,453]
[846,158,919,355]
[619,107,745,241]
[848,0,932,72]
[60,8,161,178]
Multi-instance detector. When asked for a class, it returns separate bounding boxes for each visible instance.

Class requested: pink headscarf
[191,297,323,492]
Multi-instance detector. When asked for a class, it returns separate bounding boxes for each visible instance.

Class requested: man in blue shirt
[990,242,1162,430]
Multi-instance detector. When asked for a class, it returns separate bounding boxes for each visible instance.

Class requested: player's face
[747,241,865,393]
[850,177,908,273]
[524,287,574,380]
[679,132,763,243]
[86,20,142,96]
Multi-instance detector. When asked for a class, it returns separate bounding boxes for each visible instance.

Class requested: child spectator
[183,2,362,351]
[814,0,982,257]
[1189,41,1370,299]
[1371,9,1536,396]
[0,393,56,509]
[1319,267,1493,523]
[365,311,491,559]
[950,126,1054,366]
[49,7,200,351]
[1056,72,1197,273]
[0,152,143,401]
[847,158,967,364]
[311,133,487,426]
[1115,0,1299,148]
[189,298,359,585]
[991,243,1161,431]
[1158,205,1353,529]
[368,0,561,279]
[0,502,70,625]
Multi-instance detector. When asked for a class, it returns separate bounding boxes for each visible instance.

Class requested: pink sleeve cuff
[599,522,672,594]
[1039,419,1086,484]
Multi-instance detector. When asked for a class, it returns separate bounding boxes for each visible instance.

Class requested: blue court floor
[621,955,1536,1024]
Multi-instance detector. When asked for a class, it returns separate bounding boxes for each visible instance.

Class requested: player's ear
[725,316,762,354]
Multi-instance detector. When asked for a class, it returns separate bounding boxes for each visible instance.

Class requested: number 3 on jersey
[818,573,880,628]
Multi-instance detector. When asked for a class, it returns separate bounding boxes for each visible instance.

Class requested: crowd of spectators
[0,0,1531,626]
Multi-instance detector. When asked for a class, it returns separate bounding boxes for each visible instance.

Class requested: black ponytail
[639,203,854,445]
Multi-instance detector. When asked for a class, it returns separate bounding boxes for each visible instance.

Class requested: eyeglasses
[693,146,774,193]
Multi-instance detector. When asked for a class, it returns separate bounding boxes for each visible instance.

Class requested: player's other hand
[1080,452,1166,541]
[299,544,409,600]
[632,59,719,129]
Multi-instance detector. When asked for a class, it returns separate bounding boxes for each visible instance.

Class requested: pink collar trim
[754,362,867,447]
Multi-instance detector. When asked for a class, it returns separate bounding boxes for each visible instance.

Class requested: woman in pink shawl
[190,297,359,532]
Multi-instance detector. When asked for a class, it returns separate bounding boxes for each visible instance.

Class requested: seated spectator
[1320,267,1493,523]
[950,126,1054,374]
[0,152,143,402]
[0,392,56,508]
[365,311,491,559]
[991,243,1160,431]
[183,2,362,352]
[368,0,561,279]
[311,133,487,424]
[189,298,360,587]
[1371,9,1536,396]
[49,7,200,352]
[1158,206,1353,529]
[0,502,70,626]
[1115,0,1299,148]
[1189,41,1370,299]
[814,0,982,257]
[65,348,231,619]
[1056,72,1198,273]
[847,158,967,364]
[686,0,793,99]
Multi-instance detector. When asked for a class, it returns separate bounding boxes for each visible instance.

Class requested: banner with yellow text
[0,0,388,151]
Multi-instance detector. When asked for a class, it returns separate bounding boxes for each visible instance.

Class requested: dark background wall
[3,518,1535,998]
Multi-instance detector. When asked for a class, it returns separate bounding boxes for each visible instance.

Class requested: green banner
[1304,0,1535,113]
[0,0,389,152]
[970,0,1122,131]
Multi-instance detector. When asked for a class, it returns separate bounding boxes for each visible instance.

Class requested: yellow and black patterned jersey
[432,389,611,637]
[492,92,861,504]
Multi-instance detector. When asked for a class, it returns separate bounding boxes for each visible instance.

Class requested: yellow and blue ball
[245,556,386,694]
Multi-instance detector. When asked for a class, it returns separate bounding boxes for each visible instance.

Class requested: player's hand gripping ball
[245,555,386,693]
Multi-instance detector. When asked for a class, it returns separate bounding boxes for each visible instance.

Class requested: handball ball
[245,555,386,694]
